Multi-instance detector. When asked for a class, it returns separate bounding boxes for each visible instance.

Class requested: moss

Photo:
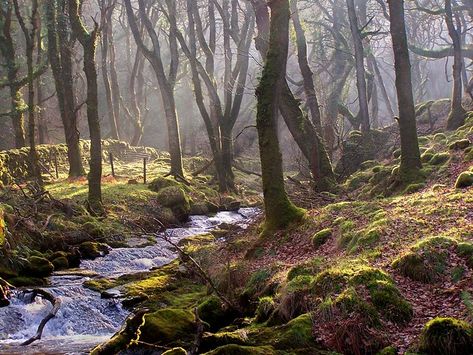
[421,152,434,163]
[368,280,413,324]
[79,241,110,260]
[418,317,473,355]
[9,276,47,287]
[275,313,315,349]
[138,308,195,345]
[156,186,191,222]
[201,330,249,353]
[287,257,323,281]
[455,171,473,189]
[255,297,275,322]
[82,221,105,238]
[203,344,276,355]
[429,152,450,165]
[403,183,425,194]
[449,139,471,150]
[392,236,456,282]
[0,208,5,247]
[278,275,314,321]
[51,256,69,270]
[465,149,473,162]
[433,133,447,142]
[197,296,237,332]
[24,256,54,278]
[149,176,181,192]
[312,228,332,248]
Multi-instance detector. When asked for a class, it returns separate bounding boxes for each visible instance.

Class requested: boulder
[156,186,190,222]
[79,242,110,260]
[24,256,54,278]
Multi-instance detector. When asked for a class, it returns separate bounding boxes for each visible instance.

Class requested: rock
[156,186,190,222]
[206,202,220,213]
[455,171,473,189]
[51,256,69,270]
[162,348,187,355]
[66,248,82,268]
[449,139,471,150]
[79,242,110,260]
[190,202,210,216]
[197,296,238,332]
[8,276,47,287]
[204,344,277,355]
[138,308,195,345]
[149,176,180,192]
[220,196,241,211]
[127,179,139,185]
[418,317,473,355]
[122,294,149,309]
[24,256,54,278]
[0,285,10,307]
[101,289,122,299]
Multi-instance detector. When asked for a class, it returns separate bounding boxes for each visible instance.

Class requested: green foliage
[255,297,275,323]
[418,317,473,355]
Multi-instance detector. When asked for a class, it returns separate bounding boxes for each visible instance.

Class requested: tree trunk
[290,0,322,132]
[346,0,370,133]
[252,0,336,192]
[388,0,422,181]
[68,0,103,213]
[445,0,466,130]
[256,0,304,232]
[45,0,85,177]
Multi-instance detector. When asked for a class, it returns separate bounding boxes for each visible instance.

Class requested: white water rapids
[0,208,259,354]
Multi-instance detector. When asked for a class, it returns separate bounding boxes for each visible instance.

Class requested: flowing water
[0,208,259,354]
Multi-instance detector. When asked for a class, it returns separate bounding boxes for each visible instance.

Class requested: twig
[191,159,214,177]
[190,307,204,355]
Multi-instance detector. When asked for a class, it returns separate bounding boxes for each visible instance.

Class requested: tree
[445,0,466,130]
[13,0,43,187]
[346,0,370,133]
[255,0,305,231]
[45,0,85,177]
[68,0,103,213]
[251,0,336,192]
[124,0,184,178]
[388,0,422,181]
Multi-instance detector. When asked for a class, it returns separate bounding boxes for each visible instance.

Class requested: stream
[0,208,259,354]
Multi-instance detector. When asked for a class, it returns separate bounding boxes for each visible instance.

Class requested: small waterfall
[0,208,259,354]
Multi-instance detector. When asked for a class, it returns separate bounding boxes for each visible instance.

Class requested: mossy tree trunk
[255,0,304,232]
[45,0,85,177]
[13,0,43,188]
[68,0,103,213]
[388,0,422,181]
[252,0,336,192]
[445,0,466,130]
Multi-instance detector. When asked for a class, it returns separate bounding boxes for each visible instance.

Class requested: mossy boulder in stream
[23,256,54,278]
[138,308,195,346]
[79,242,110,260]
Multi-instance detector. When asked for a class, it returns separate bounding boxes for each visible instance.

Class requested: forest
[0,0,472,354]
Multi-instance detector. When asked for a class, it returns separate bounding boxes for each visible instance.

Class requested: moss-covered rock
[156,186,191,222]
[203,344,276,355]
[8,276,47,287]
[23,256,54,278]
[79,242,110,260]
[162,348,187,355]
[197,296,237,332]
[0,207,6,247]
[455,171,473,189]
[312,228,332,248]
[429,152,450,165]
[273,313,315,349]
[392,236,455,282]
[449,139,471,151]
[149,176,180,192]
[201,330,249,353]
[51,256,69,270]
[418,317,473,355]
[138,308,195,345]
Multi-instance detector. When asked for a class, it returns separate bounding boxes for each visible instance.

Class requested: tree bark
[68,0,103,213]
[45,0,85,177]
[445,0,466,130]
[346,0,370,133]
[388,0,422,181]
[255,0,304,231]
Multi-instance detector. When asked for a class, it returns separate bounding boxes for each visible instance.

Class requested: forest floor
[0,114,472,354]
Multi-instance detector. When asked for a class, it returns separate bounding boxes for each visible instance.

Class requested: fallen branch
[156,231,240,313]
[21,289,61,346]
